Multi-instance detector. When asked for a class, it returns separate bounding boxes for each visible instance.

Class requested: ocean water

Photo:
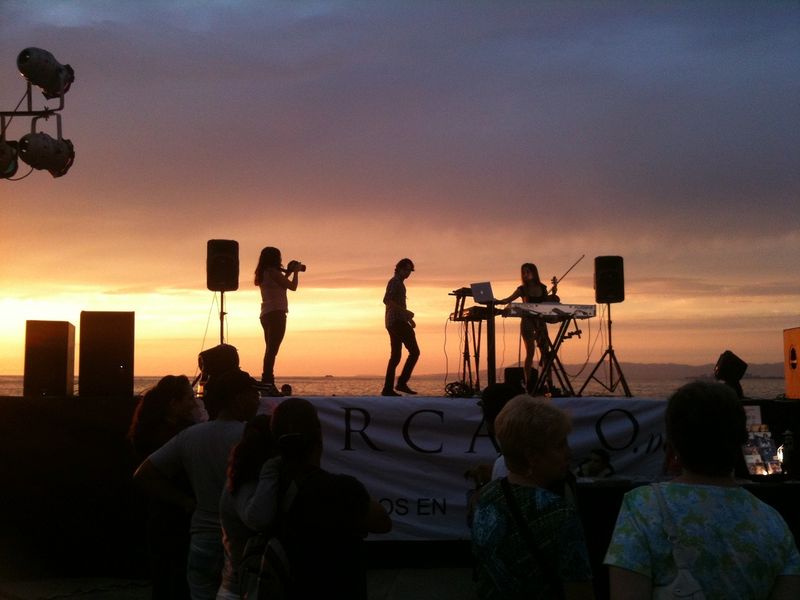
[0,373,788,400]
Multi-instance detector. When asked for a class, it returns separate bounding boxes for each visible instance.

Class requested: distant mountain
[566,362,785,380]
[427,362,786,381]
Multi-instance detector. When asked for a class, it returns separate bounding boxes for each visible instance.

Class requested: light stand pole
[578,303,632,397]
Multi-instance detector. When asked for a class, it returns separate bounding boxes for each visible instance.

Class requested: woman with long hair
[128,375,202,600]
[254,246,301,395]
[128,375,201,459]
[271,398,391,599]
[497,263,551,391]
[218,415,281,600]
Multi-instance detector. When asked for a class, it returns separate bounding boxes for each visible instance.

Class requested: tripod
[578,303,631,397]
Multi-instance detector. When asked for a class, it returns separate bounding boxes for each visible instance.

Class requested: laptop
[470,281,498,304]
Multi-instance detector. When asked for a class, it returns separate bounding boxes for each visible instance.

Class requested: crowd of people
[469,381,800,600]
[130,369,391,600]
[130,367,800,599]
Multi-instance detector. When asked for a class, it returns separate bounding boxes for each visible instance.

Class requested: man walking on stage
[382,258,420,396]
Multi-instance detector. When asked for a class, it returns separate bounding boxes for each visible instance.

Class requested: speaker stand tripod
[578,303,632,397]
[218,291,227,345]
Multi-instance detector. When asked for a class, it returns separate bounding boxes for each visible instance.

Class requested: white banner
[270,396,667,541]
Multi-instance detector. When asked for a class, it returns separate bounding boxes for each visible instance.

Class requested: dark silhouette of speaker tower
[207,239,239,344]
[24,320,75,396]
[79,311,135,397]
[579,256,632,397]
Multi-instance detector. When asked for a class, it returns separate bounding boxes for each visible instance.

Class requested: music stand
[578,303,632,397]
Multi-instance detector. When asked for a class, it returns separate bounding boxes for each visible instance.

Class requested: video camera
[286,260,307,273]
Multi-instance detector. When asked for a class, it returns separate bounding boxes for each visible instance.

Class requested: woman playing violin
[497,263,553,392]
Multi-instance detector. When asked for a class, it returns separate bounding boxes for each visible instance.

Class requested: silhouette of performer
[254,246,301,396]
[497,263,551,392]
[382,258,420,396]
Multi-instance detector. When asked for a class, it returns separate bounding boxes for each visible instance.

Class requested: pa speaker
[207,239,239,291]
[24,320,75,397]
[594,256,625,304]
[503,367,526,392]
[79,311,134,397]
[785,328,800,400]
[198,343,240,382]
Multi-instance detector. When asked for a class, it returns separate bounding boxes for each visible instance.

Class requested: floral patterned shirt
[604,482,800,600]
[472,479,592,599]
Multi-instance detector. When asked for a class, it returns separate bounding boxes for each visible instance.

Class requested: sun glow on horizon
[2,274,795,379]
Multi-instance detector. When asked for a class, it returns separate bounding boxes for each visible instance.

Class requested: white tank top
[259,269,288,316]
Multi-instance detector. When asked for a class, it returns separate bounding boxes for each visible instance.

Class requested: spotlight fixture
[0,140,19,179]
[17,47,74,99]
[18,132,74,177]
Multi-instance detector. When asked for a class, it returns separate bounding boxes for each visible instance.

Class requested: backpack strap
[500,477,564,599]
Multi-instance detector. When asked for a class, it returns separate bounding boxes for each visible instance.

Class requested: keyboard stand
[531,317,579,397]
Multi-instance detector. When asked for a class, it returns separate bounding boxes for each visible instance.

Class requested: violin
[548,276,561,303]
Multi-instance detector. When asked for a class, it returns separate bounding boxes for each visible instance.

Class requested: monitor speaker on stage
[79,311,134,397]
[503,367,526,392]
[207,239,239,292]
[594,256,625,304]
[24,320,75,397]
[785,327,800,400]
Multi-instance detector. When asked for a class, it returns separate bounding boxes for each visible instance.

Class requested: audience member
[272,397,392,599]
[128,374,201,600]
[217,414,280,600]
[604,381,800,599]
[472,395,594,599]
[134,369,260,600]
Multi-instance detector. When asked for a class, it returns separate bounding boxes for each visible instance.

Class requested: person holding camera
[254,246,303,396]
[382,258,420,396]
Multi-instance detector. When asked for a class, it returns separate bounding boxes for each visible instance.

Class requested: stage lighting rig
[1,47,75,180]
[19,130,74,177]
[17,47,74,100]
[0,140,19,178]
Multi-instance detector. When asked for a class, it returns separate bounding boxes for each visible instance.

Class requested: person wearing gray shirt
[135,369,260,600]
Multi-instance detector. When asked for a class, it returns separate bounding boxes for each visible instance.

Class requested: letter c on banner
[403,409,444,453]
[595,408,640,451]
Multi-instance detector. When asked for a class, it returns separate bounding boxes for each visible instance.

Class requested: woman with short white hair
[472,395,594,599]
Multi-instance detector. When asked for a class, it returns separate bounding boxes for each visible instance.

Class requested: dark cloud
[2,2,798,301]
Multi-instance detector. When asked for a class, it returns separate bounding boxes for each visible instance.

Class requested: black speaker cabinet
[79,311,135,397]
[207,239,239,291]
[198,343,240,381]
[503,367,526,391]
[24,320,75,397]
[594,256,625,304]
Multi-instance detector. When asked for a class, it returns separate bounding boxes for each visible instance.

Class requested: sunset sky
[1,1,798,380]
